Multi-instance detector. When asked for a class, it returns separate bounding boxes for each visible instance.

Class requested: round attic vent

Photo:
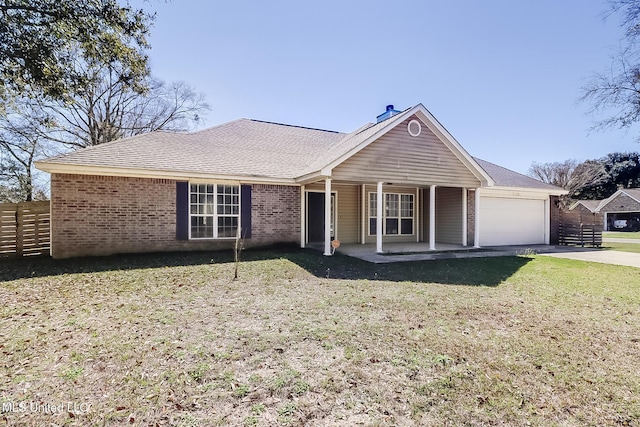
[407,119,421,137]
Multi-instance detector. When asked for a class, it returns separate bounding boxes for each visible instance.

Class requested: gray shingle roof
[39,108,562,193]
[474,158,561,190]
[571,200,603,212]
[42,119,346,179]
[621,188,640,202]
[578,188,640,212]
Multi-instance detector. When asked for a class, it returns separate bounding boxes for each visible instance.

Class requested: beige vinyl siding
[305,183,359,243]
[331,116,482,188]
[436,187,463,244]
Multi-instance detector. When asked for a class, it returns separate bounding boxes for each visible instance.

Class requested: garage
[480,196,546,246]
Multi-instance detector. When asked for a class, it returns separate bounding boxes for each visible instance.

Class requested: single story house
[571,188,640,231]
[36,103,566,259]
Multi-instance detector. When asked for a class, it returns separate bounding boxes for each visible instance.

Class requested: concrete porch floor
[308,242,598,264]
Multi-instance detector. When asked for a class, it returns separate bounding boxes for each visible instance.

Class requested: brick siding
[467,189,475,246]
[51,174,300,258]
[549,195,560,245]
[600,193,640,213]
[251,184,300,244]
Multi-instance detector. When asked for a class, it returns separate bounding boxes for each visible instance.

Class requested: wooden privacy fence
[558,209,602,247]
[0,201,50,257]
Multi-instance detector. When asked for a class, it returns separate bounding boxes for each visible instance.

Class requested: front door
[307,192,335,243]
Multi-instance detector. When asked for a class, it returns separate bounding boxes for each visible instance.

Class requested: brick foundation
[51,174,300,258]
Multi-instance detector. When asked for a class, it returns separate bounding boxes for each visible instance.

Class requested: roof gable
[328,114,484,187]
[569,200,603,213]
[303,104,493,186]
[597,188,640,211]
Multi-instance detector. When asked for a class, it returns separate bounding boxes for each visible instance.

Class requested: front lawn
[603,231,640,239]
[1,249,639,426]
[603,242,640,253]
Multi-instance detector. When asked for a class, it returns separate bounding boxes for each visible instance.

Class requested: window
[400,194,414,234]
[385,194,399,234]
[190,184,239,238]
[368,192,414,235]
[369,193,377,235]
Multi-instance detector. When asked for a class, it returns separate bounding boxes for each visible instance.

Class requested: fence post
[15,203,23,256]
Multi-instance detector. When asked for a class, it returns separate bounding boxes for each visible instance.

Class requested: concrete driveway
[540,250,640,269]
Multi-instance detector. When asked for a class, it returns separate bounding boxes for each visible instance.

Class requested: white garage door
[480,197,546,246]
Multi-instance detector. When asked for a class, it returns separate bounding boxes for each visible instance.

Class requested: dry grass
[1,248,639,426]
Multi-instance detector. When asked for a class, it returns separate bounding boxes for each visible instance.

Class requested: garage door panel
[480,197,545,246]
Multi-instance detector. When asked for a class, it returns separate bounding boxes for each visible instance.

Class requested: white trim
[300,185,306,248]
[415,187,420,243]
[324,179,332,256]
[361,184,366,244]
[305,188,337,248]
[462,188,468,247]
[429,185,436,250]
[407,119,422,137]
[486,185,568,196]
[376,182,383,253]
[366,191,416,237]
[188,183,240,240]
[474,189,481,248]
[36,162,298,186]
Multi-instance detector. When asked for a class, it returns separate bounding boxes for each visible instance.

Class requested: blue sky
[137,0,638,174]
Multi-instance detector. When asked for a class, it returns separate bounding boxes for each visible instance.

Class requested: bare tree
[43,64,209,148]
[529,159,608,205]
[581,1,640,136]
[0,98,51,202]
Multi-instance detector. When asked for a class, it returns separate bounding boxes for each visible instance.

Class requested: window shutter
[241,184,252,238]
[176,182,189,240]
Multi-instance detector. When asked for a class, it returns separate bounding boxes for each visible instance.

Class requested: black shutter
[241,184,252,238]
[176,182,189,240]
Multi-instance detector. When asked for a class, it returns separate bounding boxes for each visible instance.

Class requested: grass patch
[603,231,640,239]
[1,248,640,425]
[602,242,640,253]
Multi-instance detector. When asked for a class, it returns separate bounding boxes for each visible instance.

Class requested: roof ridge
[248,118,343,134]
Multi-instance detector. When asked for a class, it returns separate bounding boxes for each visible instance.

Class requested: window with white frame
[368,192,414,235]
[369,193,378,235]
[190,184,239,238]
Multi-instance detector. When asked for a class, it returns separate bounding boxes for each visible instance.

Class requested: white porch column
[474,188,481,248]
[376,181,383,253]
[300,185,306,248]
[324,178,332,256]
[429,185,436,250]
[361,184,366,244]
[544,197,550,245]
[415,187,420,243]
[462,188,468,247]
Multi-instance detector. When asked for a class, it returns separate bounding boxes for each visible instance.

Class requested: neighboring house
[571,188,640,231]
[36,104,566,258]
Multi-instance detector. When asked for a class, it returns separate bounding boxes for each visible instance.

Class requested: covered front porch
[308,241,561,263]
[300,179,484,256]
